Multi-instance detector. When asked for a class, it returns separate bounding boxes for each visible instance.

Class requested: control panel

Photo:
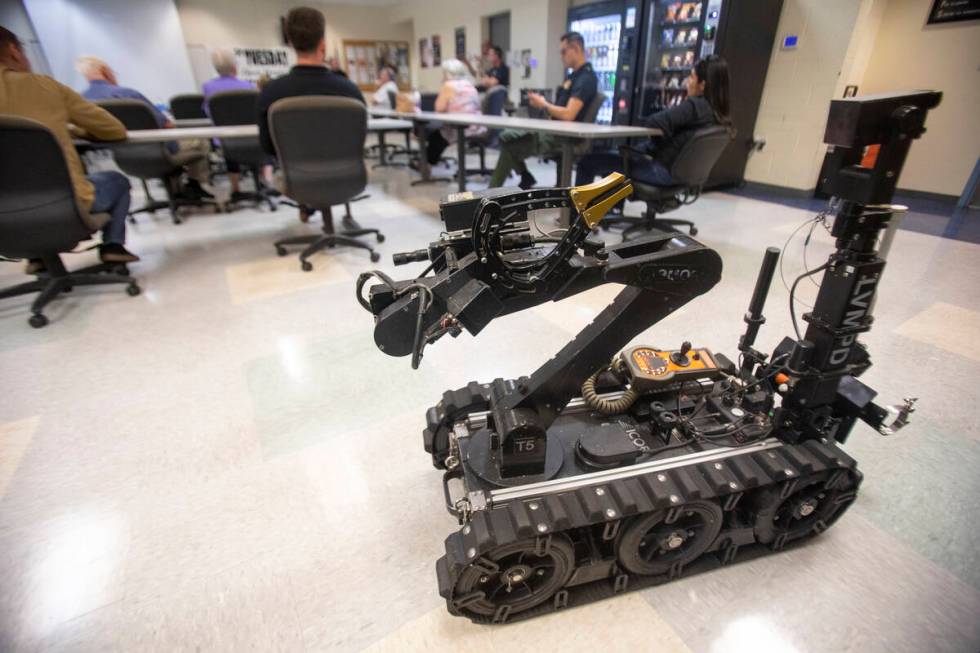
[621,343,722,393]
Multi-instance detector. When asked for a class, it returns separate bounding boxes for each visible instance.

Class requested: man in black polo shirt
[257,6,364,156]
[488,32,597,188]
[480,45,509,89]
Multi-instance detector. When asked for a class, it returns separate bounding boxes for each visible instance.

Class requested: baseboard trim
[893,187,959,204]
[739,181,816,200]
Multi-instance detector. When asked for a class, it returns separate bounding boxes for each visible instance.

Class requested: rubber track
[437,437,861,624]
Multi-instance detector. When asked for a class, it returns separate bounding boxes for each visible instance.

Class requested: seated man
[202,48,274,201]
[256,6,364,221]
[489,32,597,189]
[370,65,399,110]
[479,45,509,90]
[76,55,213,199]
[0,26,138,266]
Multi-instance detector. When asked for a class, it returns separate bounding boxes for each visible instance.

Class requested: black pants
[426,130,450,165]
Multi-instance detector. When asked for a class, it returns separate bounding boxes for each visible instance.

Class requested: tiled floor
[1,150,979,652]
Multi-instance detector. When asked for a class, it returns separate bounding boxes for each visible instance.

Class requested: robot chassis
[357,91,939,624]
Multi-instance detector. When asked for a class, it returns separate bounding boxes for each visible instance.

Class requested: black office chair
[0,116,140,328]
[605,125,734,238]
[96,99,219,224]
[208,89,277,211]
[465,86,508,178]
[169,93,207,121]
[546,91,606,181]
[268,96,384,270]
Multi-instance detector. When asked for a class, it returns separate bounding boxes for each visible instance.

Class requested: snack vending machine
[632,0,784,186]
[568,0,643,125]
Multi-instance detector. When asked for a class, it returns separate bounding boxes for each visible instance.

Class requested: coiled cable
[582,363,639,415]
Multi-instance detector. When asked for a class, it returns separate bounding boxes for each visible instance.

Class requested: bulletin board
[342,39,411,91]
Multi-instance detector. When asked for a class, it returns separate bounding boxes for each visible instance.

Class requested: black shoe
[183,179,215,200]
[25,258,46,275]
[230,190,251,203]
[99,243,140,264]
[518,171,537,190]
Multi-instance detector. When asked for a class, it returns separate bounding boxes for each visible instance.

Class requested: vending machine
[567,0,644,125]
[630,0,784,186]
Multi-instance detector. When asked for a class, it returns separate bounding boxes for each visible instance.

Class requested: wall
[0,0,50,74]
[858,0,980,197]
[747,0,980,198]
[175,0,412,86]
[744,0,867,191]
[388,0,570,103]
[23,0,196,105]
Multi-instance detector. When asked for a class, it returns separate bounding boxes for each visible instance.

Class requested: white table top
[369,108,660,139]
[78,118,414,144]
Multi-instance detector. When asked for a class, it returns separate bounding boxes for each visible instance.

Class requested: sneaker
[518,171,537,190]
[99,243,140,264]
[230,190,251,203]
[25,258,46,275]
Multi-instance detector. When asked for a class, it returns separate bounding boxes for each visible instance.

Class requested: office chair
[546,91,606,181]
[0,116,140,328]
[96,99,220,224]
[169,93,207,121]
[465,86,508,178]
[268,96,384,271]
[605,125,733,238]
[208,89,277,211]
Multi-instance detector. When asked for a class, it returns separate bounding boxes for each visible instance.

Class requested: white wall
[858,0,980,197]
[175,0,412,86]
[0,0,50,74]
[744,0,865,191]
[388,0,570,103]
[23,0,196,105]
[747,0,979,197]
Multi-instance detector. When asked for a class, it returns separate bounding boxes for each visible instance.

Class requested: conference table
[369,107,661,192]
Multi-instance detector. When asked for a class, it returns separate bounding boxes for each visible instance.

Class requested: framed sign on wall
[927,0,980,24]
[342,39,411,90]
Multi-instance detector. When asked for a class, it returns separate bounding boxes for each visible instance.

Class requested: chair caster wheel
[63,285,73,293]
[269,204,278,212]
[29,313,48,328]
[172,216,183,225]
[689,227,699,236]
[275,246,287,257]
[301,260,313,272]
[128,216,137,224]
[370,251,381,263]
[126,283,141,296]
[376,233,385,243]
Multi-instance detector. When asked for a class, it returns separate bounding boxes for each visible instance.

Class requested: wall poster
[455,27,465,60]
[927,0,980,23]
[420,37,432,68]
[431,34,442,66]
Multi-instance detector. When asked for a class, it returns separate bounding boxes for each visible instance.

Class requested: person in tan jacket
[0,26,139,267]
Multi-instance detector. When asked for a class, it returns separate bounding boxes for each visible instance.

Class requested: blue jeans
[575,150,673,186]
[87,171,131,245]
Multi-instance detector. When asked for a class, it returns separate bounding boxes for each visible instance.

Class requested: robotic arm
[357,173,723,476]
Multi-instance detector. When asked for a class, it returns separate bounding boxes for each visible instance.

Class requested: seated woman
[371,65,399,110]
[424,59,487,165]
[575,54,731,189]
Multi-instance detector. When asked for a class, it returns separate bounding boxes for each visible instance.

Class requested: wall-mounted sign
[455,27,465,60]
[781,34,798,49]
[233,47,293,82]
[927,0,980,24]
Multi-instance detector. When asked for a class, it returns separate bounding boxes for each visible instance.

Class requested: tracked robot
[357,91,939,623]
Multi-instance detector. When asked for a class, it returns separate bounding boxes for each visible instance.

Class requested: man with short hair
[370,65,399,110]
[488,32,597,189]
[256,6,364,156]
[76,55,213,198]
[480,45,509,89]
[0,26,139,266]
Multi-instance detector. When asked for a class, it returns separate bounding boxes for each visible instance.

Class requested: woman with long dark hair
[575,54,731,188]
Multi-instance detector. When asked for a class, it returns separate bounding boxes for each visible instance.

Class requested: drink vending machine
[568,0,643,125]
[569,0,784,187]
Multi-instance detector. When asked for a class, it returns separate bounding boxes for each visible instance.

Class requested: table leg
[378,132,387,166]
[558,139,575,226]
[410,122,452,187]
[456,125,467,192]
